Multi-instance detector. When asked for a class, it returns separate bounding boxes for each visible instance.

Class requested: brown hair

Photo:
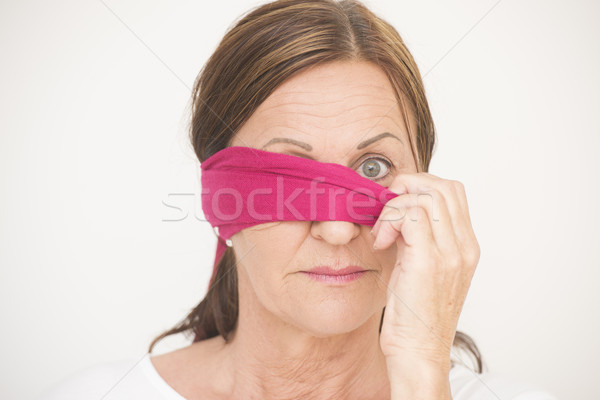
[149,0,484,374]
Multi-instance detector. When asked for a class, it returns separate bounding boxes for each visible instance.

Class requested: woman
[39,0,558,399]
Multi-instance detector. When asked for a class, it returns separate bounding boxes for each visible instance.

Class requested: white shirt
[37,353,559,399]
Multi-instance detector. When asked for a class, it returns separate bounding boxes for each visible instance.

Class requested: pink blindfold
[200,146,399,287]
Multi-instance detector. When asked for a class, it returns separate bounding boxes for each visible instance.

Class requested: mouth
[300,265,368,284]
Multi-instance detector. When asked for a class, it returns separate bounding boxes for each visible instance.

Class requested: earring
[226,239,233,247]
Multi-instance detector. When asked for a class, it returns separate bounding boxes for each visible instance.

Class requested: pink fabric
[200,145,399,287]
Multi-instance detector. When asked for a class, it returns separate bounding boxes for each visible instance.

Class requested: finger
[449,180,476,239]
[371,205,406,250]
[371,176,410,236]
[388,173,470,247]
[398,205,435,250]
[371,199,401,238]
[438,179,479,266]
[375,190,458,255]
[418,176,479,269]
[373,205,435,250]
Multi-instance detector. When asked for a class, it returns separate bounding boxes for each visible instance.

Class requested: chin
[292,299,379,338]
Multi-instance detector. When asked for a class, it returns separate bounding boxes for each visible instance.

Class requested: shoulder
[36,353,172,400]
[449,362,559,400]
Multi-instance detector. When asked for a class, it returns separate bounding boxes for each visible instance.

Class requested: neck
[217,281,391,400]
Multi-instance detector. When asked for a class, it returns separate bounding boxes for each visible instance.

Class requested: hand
[372,173,480,385]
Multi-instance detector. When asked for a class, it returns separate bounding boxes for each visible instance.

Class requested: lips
[304,266,366,276]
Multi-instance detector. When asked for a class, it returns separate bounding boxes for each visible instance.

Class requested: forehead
[233,61,412,148]
[269,60,397,103]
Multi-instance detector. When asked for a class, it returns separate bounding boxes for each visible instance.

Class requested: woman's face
[229,60,418,337]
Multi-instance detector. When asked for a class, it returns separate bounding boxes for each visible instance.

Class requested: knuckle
[441,179,457,195]
[412,205,427,218]
[380,207,404,223]
[471,243,481,264]
[388,180,407,195]
[451,179,465,191]
[465,242,481,266]
[415,187,436,202]
[417,188,444,213]
[389,207,407,222]
[391,173,410,185]
[411,205,429,223]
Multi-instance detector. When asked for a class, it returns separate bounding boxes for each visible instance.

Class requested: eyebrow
[261,132,402,151]
[261,137,313,151]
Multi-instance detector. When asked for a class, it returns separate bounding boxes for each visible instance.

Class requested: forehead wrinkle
[307,113,406,133]
[261,105,394,122]
[258,112,407,144]
[257,99,401,124]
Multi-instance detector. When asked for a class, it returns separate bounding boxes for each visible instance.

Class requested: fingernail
[370,228,375,237]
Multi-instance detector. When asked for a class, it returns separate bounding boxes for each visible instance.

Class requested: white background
[1,0,598,399]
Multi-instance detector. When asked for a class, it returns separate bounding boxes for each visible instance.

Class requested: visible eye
[357,157,391,181]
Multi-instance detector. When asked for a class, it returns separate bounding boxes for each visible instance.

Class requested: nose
[310,220,361,246]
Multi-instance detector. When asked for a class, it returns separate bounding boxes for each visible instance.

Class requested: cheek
[233,222,301,260]
[234,222,308,290]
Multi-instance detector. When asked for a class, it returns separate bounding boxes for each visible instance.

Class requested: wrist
[385,351,452,374]
[386,357,452,400]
